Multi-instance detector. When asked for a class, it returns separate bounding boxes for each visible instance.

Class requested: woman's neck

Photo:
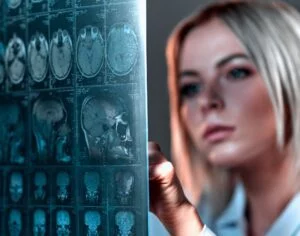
[238,145,298,236]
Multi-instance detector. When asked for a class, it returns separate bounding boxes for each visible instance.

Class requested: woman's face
[179,18,278,168]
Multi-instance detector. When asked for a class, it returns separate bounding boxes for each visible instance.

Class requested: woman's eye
[180,83,201,99]
[227,68,251,80]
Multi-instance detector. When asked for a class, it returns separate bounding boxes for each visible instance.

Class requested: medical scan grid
[0,0,148,235]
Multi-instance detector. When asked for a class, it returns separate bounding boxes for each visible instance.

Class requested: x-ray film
[0,0,148,234]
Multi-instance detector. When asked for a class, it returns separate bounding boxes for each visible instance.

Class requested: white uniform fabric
[149,185,300,236]
[201,225,217,236]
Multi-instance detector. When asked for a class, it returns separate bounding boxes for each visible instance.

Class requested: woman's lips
[202,125,235,143]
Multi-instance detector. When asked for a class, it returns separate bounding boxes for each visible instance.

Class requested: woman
[149,1,300,235]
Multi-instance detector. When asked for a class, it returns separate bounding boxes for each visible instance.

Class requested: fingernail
[149,142,161,151]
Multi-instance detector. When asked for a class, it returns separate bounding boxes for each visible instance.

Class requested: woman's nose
[197,88,224,114]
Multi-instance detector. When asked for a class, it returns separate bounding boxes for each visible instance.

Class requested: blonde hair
[166,0,300,219]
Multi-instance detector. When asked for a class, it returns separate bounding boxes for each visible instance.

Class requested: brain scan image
[0,102,25,164]
[76,25,104,79]
[115,170,135,205]
[56,210,71,236]
[28,32,49,83]
[8,209,22,236]
[5,0,22,9]
[9,171,24,203]
[107,23,138,76]
[49,29,72,80]
[33,209,47,236]
[56,171,70,202]
[81,94,134,161]
[83,171,101,204]
[0,42,5,84]
[33,171,47,201]
[4,34,26,85]
[32,95,71,163]
[0,1,148,235]
[115,211,135,236]
[84,210,101,235]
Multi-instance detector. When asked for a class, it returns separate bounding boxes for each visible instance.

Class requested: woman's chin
[204,143,246,168]
[206,153,240,168]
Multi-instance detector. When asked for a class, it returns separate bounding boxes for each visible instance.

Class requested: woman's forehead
[179,18,248,70]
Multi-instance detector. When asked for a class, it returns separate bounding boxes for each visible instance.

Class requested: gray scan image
[9,172,23,203]
[49,29,72,80]
[84,171,100,203]
[0,42,5,84]
[84,210,101,235]
[56,171,70,202]
[76,25,104,78]
[32,96,71,163]
[4,34,26,85]
[107,23,138,76]
[81,94,134,161]
[56,210,71,236]
[33,209,46,236]
[33,171,47,201]
[115,211,135,236]
[5,0,22,9]
[0,102,25,164]
[115,170,134,205]
[28,32,49,83]
[8,209,22,236]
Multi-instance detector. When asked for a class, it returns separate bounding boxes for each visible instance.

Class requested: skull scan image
[0,42,5,84]
[76,25,104,78]
[84,171,100,204]
[4,34,26,85]
[107,23,138,76]
[28,32,49,83]
[81,95,134,161]
[115,211,135,236]
[49,29,72,80]
[84,210,101,236]
[34,171,47,201]
[8,209,22,236]
[32,96,71,163]
[115,171,134,205]
[9,171,23,203]
[56,171,70,202]
[33,209,46,236]
[5,0,22,9]
[56,210,71,236]
[0,102,25,164]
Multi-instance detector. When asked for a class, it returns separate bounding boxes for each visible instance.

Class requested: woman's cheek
[180,101,203,146]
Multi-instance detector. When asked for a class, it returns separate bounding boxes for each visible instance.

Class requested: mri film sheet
[0,0,148,235]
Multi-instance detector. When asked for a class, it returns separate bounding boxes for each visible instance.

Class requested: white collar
[215,184,246,229]
[214,185,300,236]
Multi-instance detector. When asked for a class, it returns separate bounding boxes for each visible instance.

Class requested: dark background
[146,0,300,158]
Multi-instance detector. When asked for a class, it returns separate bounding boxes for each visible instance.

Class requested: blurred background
[147,0,300,159]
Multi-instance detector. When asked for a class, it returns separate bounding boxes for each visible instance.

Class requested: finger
[148,141,161,152]
[148,141,167,165]
[149,160,175,182]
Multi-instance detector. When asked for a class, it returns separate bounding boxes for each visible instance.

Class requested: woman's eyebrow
[216,53,250,68]
[178,54,249,80]
[178,70,200,80]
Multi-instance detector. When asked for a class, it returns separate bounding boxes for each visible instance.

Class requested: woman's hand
[149,142,204,236]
